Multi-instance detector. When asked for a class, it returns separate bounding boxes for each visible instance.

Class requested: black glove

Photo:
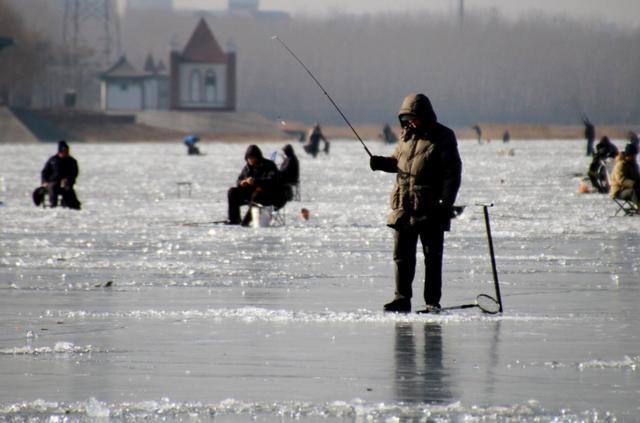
[436,201,455,220]
[369,155,387,171]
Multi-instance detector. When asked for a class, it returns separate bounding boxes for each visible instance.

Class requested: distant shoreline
[311,122,639,142]
[0,107,637,143]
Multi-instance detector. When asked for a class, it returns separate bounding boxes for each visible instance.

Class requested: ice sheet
[1,140,639,421]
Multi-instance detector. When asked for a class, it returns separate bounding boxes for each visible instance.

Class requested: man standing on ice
[369,93,462,313]
[583,117,595,156]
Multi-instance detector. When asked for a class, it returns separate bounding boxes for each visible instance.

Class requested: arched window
[204,70,217,103]
[189,70,202,103]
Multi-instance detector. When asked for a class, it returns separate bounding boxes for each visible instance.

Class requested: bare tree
[0,0,48,106]
[5,3,640,124]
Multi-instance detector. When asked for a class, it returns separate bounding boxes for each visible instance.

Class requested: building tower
[62,0,121,66]
[228,0,259,14]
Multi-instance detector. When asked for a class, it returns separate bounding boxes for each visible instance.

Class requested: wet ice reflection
[1,140,639,421]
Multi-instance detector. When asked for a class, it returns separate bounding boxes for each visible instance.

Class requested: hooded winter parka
[236,145,278,193]
[378,94,462,231]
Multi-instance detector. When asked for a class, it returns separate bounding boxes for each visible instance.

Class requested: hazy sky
[172,0,640,28]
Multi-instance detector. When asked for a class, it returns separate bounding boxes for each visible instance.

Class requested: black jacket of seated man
[278,144,300,202]
[40,140,81,209]
[227,145,280,225]
[369,93,462,313]
[279,144,299,185]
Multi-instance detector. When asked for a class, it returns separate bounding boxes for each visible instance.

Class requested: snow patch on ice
[0,397,614,422]
[577,355,640,371]
[0,342,105,355]
[46,306,572,324]
[509,356,640,371]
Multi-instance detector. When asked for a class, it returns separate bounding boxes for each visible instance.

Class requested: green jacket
[377,93,462,231]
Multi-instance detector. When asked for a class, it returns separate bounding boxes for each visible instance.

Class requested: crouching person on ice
[227,145,284,226]
[369,93,462,313]
[37,140,82,210]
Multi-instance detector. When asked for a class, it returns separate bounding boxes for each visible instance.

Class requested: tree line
[2,1,639,126]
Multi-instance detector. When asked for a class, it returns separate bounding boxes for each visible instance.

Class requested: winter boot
[383,298,411,313]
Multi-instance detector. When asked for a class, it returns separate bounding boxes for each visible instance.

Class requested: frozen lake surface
[1,139,639,422]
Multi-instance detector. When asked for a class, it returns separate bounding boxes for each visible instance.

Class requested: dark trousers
[393,225,444,306]
[303,141,319,158]
[586,138,595,156]
[227,186,275,224]
[47,182,81,209]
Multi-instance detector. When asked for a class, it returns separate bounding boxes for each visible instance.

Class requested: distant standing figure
[472,125,482,144]
[628,131,639,149]
[303,123,329,158]
[502,130,510,144]
[278,144,300,201]
[184,135,201,155]
[610,143,640,206]
[381,123,398,144]
[40,140,81,209]
[583,117,595,156]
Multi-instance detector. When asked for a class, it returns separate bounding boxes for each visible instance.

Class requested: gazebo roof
[101,56,147,79]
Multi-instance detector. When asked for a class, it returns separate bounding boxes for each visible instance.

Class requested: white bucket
[250,205,272,228]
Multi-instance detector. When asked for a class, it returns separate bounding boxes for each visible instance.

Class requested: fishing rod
[271,35,372,158]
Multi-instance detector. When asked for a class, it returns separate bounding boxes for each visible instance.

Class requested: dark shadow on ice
[393,322,454,404]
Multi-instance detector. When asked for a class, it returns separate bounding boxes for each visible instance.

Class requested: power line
[62,0,121,66]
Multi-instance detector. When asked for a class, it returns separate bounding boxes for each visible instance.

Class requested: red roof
[182,18,227,64]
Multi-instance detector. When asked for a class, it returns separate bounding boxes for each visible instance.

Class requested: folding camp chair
[613,196,640,216]
[271,205,286,226]
[290,182,301,201]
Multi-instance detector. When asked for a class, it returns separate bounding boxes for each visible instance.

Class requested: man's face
[58,150,69,158]
[400,115,422,130]
[247,156,258,166]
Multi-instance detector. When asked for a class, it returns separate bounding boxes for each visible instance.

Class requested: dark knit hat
[244,144,263,160]
[58,140,69,152]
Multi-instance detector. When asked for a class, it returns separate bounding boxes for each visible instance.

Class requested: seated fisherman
[40,140,81,209]
[227,145,280,226]
[278,144,299,201]
[610,143,640,206]
[588,136,619,193]
[594,136,618,159]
